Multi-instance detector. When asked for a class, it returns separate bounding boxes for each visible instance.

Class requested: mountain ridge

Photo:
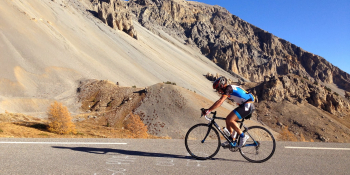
[100,0,350,93]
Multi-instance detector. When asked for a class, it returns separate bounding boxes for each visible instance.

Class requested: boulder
[345,91,350,100]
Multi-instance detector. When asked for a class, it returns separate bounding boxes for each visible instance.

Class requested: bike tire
[239,126,276,163]
[185,123,221,160]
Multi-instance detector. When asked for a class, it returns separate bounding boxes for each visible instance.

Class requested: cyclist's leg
[226,111,242,136]
[226,103,253,136]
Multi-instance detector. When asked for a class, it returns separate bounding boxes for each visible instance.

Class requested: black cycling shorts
[233,102,255,119]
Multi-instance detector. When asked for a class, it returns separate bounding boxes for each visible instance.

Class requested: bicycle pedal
[229,147,239,152]
[222,145,230,149]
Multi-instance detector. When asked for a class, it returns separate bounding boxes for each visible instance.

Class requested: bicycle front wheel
[239,126,276,163]
[185,123,221,160]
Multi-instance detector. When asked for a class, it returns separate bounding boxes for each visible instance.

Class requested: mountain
[1,0,349,142]
[122,0,350,93]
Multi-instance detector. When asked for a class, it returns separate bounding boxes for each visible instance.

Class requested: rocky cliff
[86,0,350,142]
[244,76,350,142]
[251,75,350,116]
[121,0,350,91]
[93,0,138,39]
[90,0,350,91]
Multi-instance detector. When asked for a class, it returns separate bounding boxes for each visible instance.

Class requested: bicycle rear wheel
[239,126,276,163]
[185,123,221,160]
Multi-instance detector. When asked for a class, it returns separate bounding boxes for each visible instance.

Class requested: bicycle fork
[201,122,215,143]
[201,126,212,143]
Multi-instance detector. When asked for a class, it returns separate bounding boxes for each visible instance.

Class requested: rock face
[90,0,350,92]
[89,0,350,115]
[251,74,350,117]
[94,0,138,39]
[124,0,350,91]
[345,91,350,100]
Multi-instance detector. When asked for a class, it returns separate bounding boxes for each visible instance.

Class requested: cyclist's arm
[208,95,228,111]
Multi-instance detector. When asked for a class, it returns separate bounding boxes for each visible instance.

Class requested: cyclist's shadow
[52,146,239,162]
[52,146,189,159]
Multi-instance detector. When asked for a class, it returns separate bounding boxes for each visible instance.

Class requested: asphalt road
[0,138,349,175]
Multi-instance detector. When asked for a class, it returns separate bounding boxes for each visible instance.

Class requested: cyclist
[202,77,255,148]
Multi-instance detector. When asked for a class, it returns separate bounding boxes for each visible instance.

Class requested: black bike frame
[202,111,258,147]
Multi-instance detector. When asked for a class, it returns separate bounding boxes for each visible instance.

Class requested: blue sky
[195,0,350,74]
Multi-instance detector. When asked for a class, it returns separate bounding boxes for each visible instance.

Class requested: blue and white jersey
[223,85,254,105]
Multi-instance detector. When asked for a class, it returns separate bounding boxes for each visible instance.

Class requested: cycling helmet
[213,77,227,90]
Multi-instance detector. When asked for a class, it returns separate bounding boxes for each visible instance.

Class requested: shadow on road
[52,146,192,159]
[51,146,238,162]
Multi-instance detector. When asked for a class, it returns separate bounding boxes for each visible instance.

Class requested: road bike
[185,109,276,163]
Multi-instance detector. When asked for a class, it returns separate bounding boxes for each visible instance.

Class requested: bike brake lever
[200,108,205,118]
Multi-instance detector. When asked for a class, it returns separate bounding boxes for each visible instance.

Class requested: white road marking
[0,142,127,145]
[285,146,350,150]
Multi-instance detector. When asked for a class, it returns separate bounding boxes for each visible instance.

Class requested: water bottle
[223,127,231,137]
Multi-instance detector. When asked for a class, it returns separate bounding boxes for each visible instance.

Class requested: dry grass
[278,126,298,142]
[278,126,314,142]
[123,113,148,138]
[0,112,169,139]
[48,101,76,135]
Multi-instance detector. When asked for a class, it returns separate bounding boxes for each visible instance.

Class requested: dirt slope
[0,0,237,115]
[76,80,268,139]
[254,101,350,142]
